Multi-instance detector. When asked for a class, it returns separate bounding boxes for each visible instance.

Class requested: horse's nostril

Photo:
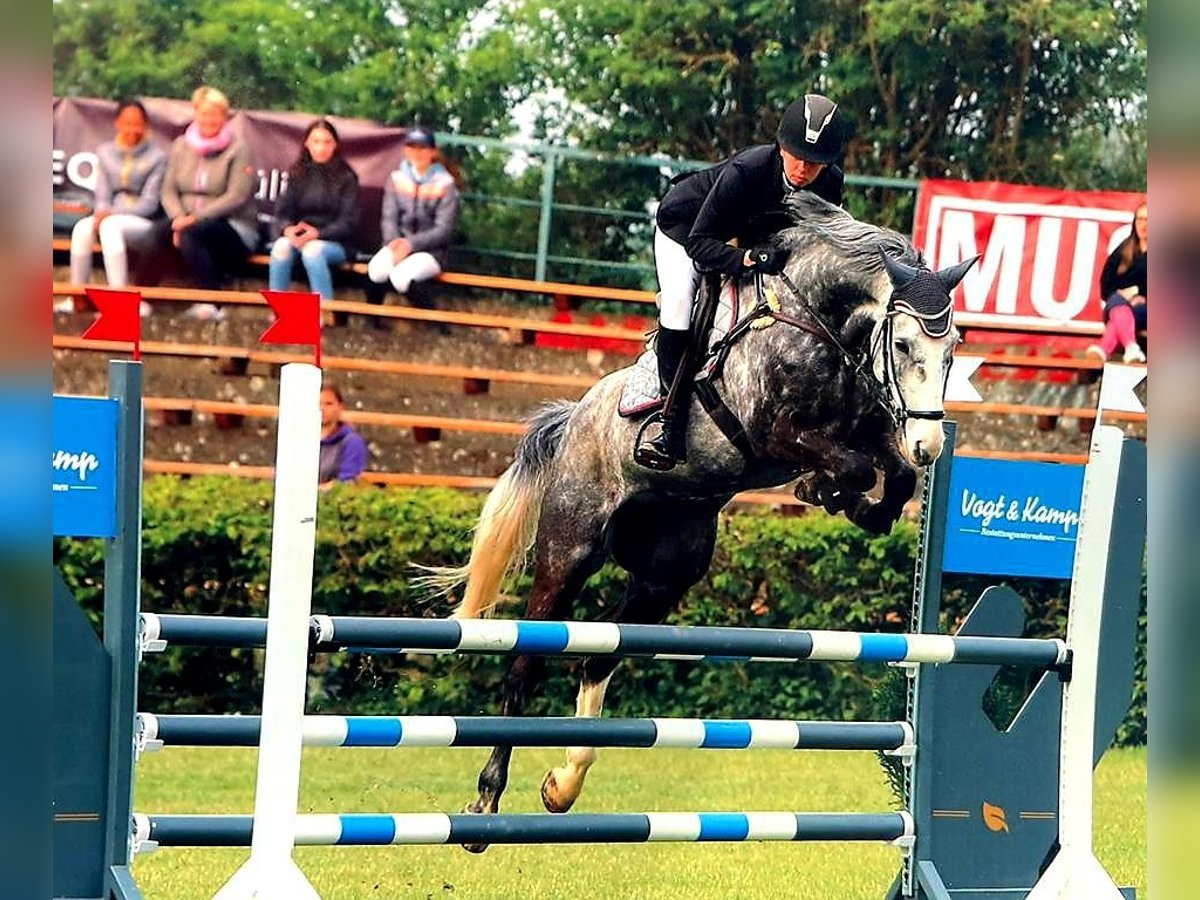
[914,443,932,466]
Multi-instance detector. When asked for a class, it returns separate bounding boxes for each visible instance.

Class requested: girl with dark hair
[268,118,361,299]
[1088,201,1148,364]
[67,98,166,303]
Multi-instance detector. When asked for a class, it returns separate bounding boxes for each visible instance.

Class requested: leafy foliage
[53,0,1145,260]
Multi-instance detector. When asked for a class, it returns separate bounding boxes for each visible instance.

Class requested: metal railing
[436,133,919,286]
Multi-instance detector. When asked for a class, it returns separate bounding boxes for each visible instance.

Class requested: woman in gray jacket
[153,86,258,317]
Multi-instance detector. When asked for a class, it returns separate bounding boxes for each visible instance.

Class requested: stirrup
[633,415,678,471]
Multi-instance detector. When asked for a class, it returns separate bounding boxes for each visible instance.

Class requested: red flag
[259,290,322,367]
[82,288,142,359]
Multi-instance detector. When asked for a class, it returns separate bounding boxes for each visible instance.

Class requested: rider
[634,93,850,471]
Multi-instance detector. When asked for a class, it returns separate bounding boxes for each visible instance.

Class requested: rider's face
[780,148,826,189]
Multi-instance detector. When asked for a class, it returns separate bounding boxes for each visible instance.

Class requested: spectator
[64,98,166,314]
[153,86,258,319]
[1088,201,1148,364]
[267,118,360,300]
[319,384,367,488]
[366,128,460,308]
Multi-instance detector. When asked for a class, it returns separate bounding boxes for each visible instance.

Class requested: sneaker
[1085,344,1107,362]
[1122,343,1146,364]
[53,296,76,314]
[140,301,152,318]
[184,302,225,322]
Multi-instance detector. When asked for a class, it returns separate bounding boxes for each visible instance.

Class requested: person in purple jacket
[319,384,368,488]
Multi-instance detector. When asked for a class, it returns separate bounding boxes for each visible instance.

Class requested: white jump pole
[1026,424,1127,900]
[215,363,323,900]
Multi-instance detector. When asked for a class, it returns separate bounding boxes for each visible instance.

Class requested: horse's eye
[894,339,911,357]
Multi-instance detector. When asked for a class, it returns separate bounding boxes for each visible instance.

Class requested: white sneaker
[184,302,225,321]
[1085,344,1107,362]
[140,301,152,318]
[53,296,76,314]
[1122,343,1146,364]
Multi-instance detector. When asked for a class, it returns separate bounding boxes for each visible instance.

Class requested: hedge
[54,477,1145,747]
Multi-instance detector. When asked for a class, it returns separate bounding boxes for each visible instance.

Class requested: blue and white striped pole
[135,811,914,850]
[138,713,914,754]
[214,364,322,900]
[141,612,1067,668]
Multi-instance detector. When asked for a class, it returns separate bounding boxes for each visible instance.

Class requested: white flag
[945,355,984,403]
[1097,363,1146,415]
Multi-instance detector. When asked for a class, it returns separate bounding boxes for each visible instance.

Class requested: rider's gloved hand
[746,243,789,274]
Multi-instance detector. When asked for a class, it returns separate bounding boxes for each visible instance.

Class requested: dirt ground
[51,270,1139,481]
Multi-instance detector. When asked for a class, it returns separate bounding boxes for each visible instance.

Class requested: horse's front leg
[846,454,918,535]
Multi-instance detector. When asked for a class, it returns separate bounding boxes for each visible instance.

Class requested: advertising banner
[943,456,1086,580]
[913,179,1145,328]
[52,396,118,538]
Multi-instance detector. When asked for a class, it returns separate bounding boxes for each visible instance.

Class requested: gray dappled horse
[427,193,975,848]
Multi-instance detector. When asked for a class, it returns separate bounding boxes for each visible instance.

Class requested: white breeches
[654,227,701,331]
[367,247,443,294]
[70,213,155,287]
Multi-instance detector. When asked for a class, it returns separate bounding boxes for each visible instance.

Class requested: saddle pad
[618,349,664,418]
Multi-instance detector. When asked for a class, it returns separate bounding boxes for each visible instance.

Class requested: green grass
[132,745,1146,899]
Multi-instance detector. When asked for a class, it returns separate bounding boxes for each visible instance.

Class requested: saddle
[617,274,745,419]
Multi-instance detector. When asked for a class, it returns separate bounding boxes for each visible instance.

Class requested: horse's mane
[777,192,925,272]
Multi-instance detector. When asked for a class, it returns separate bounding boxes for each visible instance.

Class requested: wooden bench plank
[51,280,649,342]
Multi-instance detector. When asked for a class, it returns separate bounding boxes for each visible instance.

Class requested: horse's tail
[417,401,575,619]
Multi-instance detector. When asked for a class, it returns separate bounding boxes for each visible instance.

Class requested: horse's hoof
[540,770,576,814]
[851,501,897,535]
[460,801,492,853]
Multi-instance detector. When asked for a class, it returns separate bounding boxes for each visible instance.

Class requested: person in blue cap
[366,127,461,306]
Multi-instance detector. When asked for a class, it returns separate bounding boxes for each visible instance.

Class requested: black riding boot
[634,326,692,471]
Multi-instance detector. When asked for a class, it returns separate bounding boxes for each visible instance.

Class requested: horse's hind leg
[464,505,608,848]
[540,500,722,814]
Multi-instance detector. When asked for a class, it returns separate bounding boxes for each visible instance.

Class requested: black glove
[748,244,789,275]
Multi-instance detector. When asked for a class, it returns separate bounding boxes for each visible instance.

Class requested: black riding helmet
[777,94,848,165]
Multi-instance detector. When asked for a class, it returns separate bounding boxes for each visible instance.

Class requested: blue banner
[943,457,1086,580]
[52,397,119,538]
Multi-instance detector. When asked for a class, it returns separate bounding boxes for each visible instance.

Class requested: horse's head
[874,252,977,468]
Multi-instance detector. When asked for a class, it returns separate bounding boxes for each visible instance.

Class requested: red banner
[913,180,1145,326]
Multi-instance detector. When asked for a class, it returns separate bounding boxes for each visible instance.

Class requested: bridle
[758,269,954,428]
[691,266,957,462]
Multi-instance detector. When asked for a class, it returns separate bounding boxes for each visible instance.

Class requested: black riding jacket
[655,143,844,276]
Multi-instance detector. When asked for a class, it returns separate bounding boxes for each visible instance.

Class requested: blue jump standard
[138,812,911,847]
[140,713,911,751]
[142,613,1067,668]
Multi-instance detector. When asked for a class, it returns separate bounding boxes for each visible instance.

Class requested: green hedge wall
[54,477,1145,746]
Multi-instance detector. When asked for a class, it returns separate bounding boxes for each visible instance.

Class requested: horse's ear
[879,249,921,289]
[935,256,979,292]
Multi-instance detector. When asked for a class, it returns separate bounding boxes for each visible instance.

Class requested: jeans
[268,238,348,299]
